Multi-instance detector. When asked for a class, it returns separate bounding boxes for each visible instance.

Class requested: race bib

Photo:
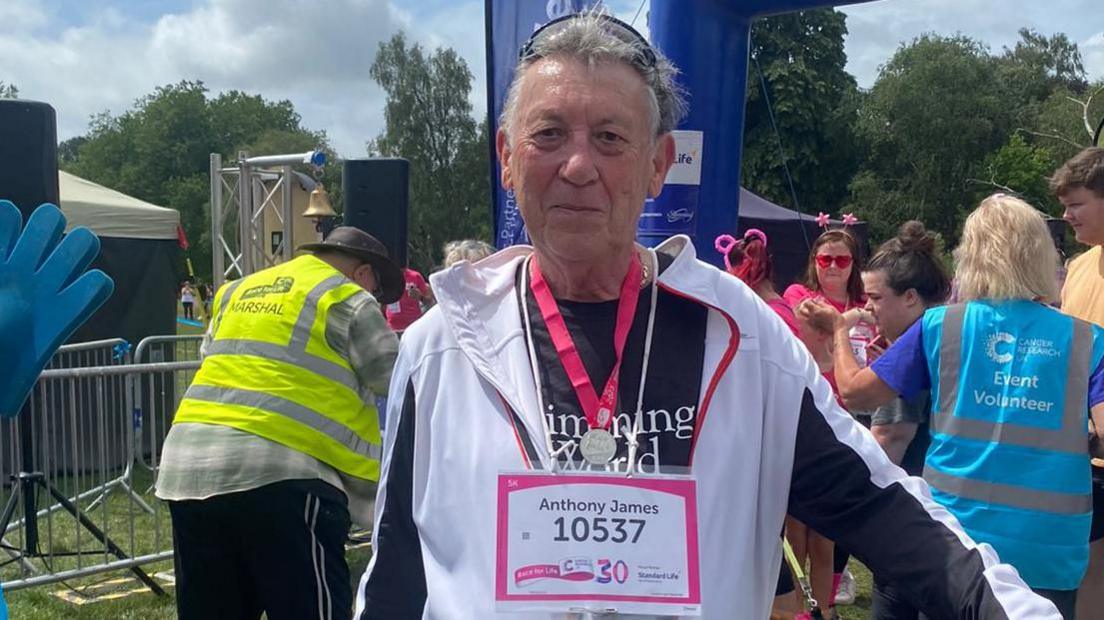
[386,301,402,314]
[495,471,701,616]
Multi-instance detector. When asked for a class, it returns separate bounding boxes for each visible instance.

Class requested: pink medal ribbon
[529,254,642,463]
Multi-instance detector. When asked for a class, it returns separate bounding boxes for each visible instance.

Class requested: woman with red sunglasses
[784,230,865,314]
[785,229,879,394]
[782,229,876,618]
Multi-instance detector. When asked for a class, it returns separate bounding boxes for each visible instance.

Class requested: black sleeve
[787,389,1013,620]
[358,379,426,619]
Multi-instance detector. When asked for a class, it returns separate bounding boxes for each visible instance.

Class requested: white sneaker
[834,568,856,606]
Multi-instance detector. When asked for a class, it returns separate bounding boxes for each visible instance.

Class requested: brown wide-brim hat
[299,226,404,304]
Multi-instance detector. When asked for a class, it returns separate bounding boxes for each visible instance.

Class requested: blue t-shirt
[871,319,1104,407]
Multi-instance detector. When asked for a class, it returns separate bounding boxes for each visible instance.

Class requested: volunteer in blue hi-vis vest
[155,227,402,620]
[800,194,1104,617]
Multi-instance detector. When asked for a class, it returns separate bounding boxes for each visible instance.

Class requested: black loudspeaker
[0,100,59,221]
[342,158,410,267]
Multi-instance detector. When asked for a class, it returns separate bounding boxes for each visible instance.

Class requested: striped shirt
[155,290,398,526]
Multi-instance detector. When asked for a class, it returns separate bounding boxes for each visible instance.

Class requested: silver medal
[579,428,617,465]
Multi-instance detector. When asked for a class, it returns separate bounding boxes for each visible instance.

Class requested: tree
[970,134,1061,215]
[64,81,332,283]
[843,28,1097,246]
[0,81,17,98]
[369,33,491,272]
[743,9,861,217]
[1024,82,1104,164]
[997,29,1087,103]
[58,136,87,165]
[845,35,1012,244]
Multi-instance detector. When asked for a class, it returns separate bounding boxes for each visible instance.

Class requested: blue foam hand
[0,201,114,417]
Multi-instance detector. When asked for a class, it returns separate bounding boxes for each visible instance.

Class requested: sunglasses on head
[518,13,657,69]
[815,254,853,269]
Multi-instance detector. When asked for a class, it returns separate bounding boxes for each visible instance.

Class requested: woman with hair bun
[854,220,952,618]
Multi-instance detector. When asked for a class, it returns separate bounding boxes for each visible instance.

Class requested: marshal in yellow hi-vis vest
[175,254,382,480]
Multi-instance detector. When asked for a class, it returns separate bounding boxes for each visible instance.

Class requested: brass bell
[302,183,337,219]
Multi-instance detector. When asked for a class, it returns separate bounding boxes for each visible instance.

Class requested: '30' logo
[596,559,630,584]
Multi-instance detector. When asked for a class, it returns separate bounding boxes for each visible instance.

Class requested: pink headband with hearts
[714,229,768,272]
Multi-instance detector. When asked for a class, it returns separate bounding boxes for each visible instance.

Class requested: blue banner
[487,0,875,262]
[638,130,703,238]
[486,0,600,249]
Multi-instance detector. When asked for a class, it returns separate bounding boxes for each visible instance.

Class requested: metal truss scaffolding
[209,150,325,288]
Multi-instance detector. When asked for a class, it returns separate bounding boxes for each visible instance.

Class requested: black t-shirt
[518,254,707,472]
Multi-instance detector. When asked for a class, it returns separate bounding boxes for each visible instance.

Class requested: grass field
[1,467,177,619]
[2,485,878,620]
[6,542,878,618]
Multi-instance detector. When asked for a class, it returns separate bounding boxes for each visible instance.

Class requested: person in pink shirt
[384,268,434,333]
[716,229,800,335]
[783,228,876,617]
[784,229,865,312]
[787,228,878,373]
[717,229,837,618]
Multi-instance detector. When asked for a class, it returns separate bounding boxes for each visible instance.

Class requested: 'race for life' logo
[986,332,1016,364]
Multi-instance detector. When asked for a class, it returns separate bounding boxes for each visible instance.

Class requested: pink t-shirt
[766,297,801,337]
[782,283,877,397]
[782,283,856,314]
[385,268,429,331]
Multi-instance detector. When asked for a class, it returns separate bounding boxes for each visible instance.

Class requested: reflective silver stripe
[183,384,381,461]
[203,339,359,393]
[290,275,349,352]
[211,278,246,337]
[1064,318,1093,427]
[936,304,965,416]
[933,303,1090,453]
[924,467,1091,515]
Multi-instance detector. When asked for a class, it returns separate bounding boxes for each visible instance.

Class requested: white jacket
[355,237,1058,619]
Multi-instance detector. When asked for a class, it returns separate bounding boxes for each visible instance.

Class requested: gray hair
[443,239,495,267]
[499,10,687,142]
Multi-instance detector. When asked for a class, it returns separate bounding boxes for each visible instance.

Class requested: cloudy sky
[1,0,1101,158]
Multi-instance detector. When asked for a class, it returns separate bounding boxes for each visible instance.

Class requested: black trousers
[169,479,352,620]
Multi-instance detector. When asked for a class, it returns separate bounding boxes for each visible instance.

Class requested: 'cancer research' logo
[986,332,1016,364]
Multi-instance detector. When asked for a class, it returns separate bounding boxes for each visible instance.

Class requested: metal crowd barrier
[132,336,204,486]
[0,336,202,592]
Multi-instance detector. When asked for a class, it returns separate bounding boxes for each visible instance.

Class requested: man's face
[496,56,675,264]
[351,263,379,296]
[1061,186,1104,246]
[861,270,922,341]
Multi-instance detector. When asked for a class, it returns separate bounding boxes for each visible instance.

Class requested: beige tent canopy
[59,170,180,240]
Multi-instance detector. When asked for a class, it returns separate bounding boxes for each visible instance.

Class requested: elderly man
[355,12,1056,619]
[158,227,400,620]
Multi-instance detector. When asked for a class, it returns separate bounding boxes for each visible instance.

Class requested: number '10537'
[553,516,645,543]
